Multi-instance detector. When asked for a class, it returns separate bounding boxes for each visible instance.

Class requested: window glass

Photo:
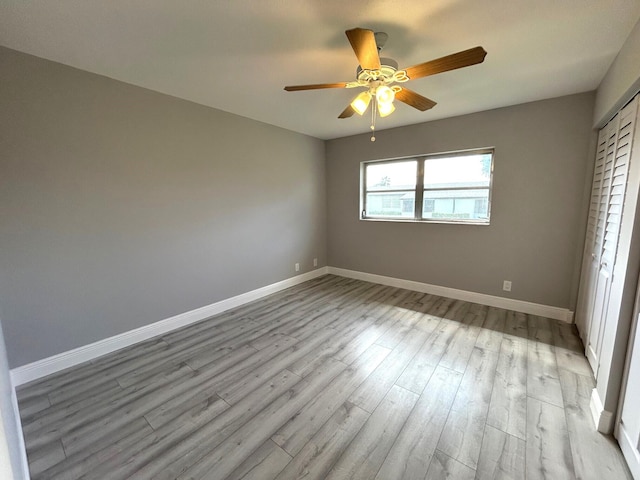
[423,154,491,188]
[366,161,417,191]
[423,189,490,220]
[364,160,417,218]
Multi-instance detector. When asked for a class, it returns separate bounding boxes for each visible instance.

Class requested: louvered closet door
[584,117,620,370]
[586,99,638,375]
[580,127,610,346]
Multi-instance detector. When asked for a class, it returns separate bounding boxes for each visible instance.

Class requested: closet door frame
[615,277,640,480]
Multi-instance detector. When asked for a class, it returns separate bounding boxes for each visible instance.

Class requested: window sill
[360,217,491,226]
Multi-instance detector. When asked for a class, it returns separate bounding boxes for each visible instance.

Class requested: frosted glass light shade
[375,85,395,104]
[378,100,395,117]
[351,91,371,115]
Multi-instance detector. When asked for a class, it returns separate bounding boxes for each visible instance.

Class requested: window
[361,148,494,224]
[363,160,417,218]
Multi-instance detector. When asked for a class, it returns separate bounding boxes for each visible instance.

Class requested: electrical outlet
[295,263,300,272]
[503,280,512,292]
[313,258,318,267]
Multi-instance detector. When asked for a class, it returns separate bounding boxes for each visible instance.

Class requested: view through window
[361,148,493,224]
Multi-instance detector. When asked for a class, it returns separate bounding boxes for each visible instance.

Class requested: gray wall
[0,47,326,368]
[594,17,640,127]
[326,93,595,310]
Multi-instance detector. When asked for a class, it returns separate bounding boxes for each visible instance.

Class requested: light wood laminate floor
[17,275,633,480]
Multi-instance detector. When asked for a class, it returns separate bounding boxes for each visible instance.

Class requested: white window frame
[360,147,494,225]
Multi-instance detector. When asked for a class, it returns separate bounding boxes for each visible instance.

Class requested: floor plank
[394,314,458,394]
[374,365,463,480]
[27,440,66,477]
[176,358,346,480]
[502,311,528,341]
[34,418,156,480]
[486,336,527,440]
[437,346,499,470]
[271,343,389,456]
[87,369,301,480]
[475,424,526,480]
[527,340,564,408]
[273,401,369,480]
[439,303,487,373]
[526,396,575,480]
[552,322,593,377]
[324,384,419,480]
[224,439,291,480]
[475,307,505,353]
[425,450,476,480]
[348,325,430,412]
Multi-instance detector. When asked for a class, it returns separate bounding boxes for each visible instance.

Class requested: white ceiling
[1,1,639,140]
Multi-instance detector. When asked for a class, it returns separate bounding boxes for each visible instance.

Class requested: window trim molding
[360,147,495,225]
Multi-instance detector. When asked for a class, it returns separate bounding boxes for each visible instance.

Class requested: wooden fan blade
[345,28,381,70]
[404,46,487,80]
[395,88,437,111]
[338,105,356,119]
[284,83,347,91]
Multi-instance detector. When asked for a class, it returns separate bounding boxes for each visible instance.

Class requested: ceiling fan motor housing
[356,58,409,88]
[356,57,398,77]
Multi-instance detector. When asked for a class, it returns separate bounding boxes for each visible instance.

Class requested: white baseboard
[590,387,615,434]
[10,268,329,387]
[328,267,574,323]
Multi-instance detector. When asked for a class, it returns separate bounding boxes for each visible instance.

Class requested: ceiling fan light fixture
[378,100,395,117]
[351,91,372,115]
[375,85,395,105]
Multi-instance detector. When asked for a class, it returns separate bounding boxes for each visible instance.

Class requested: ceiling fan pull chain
[370,98,376,142]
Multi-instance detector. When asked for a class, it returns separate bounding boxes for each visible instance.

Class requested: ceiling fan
[284,28,487,140]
